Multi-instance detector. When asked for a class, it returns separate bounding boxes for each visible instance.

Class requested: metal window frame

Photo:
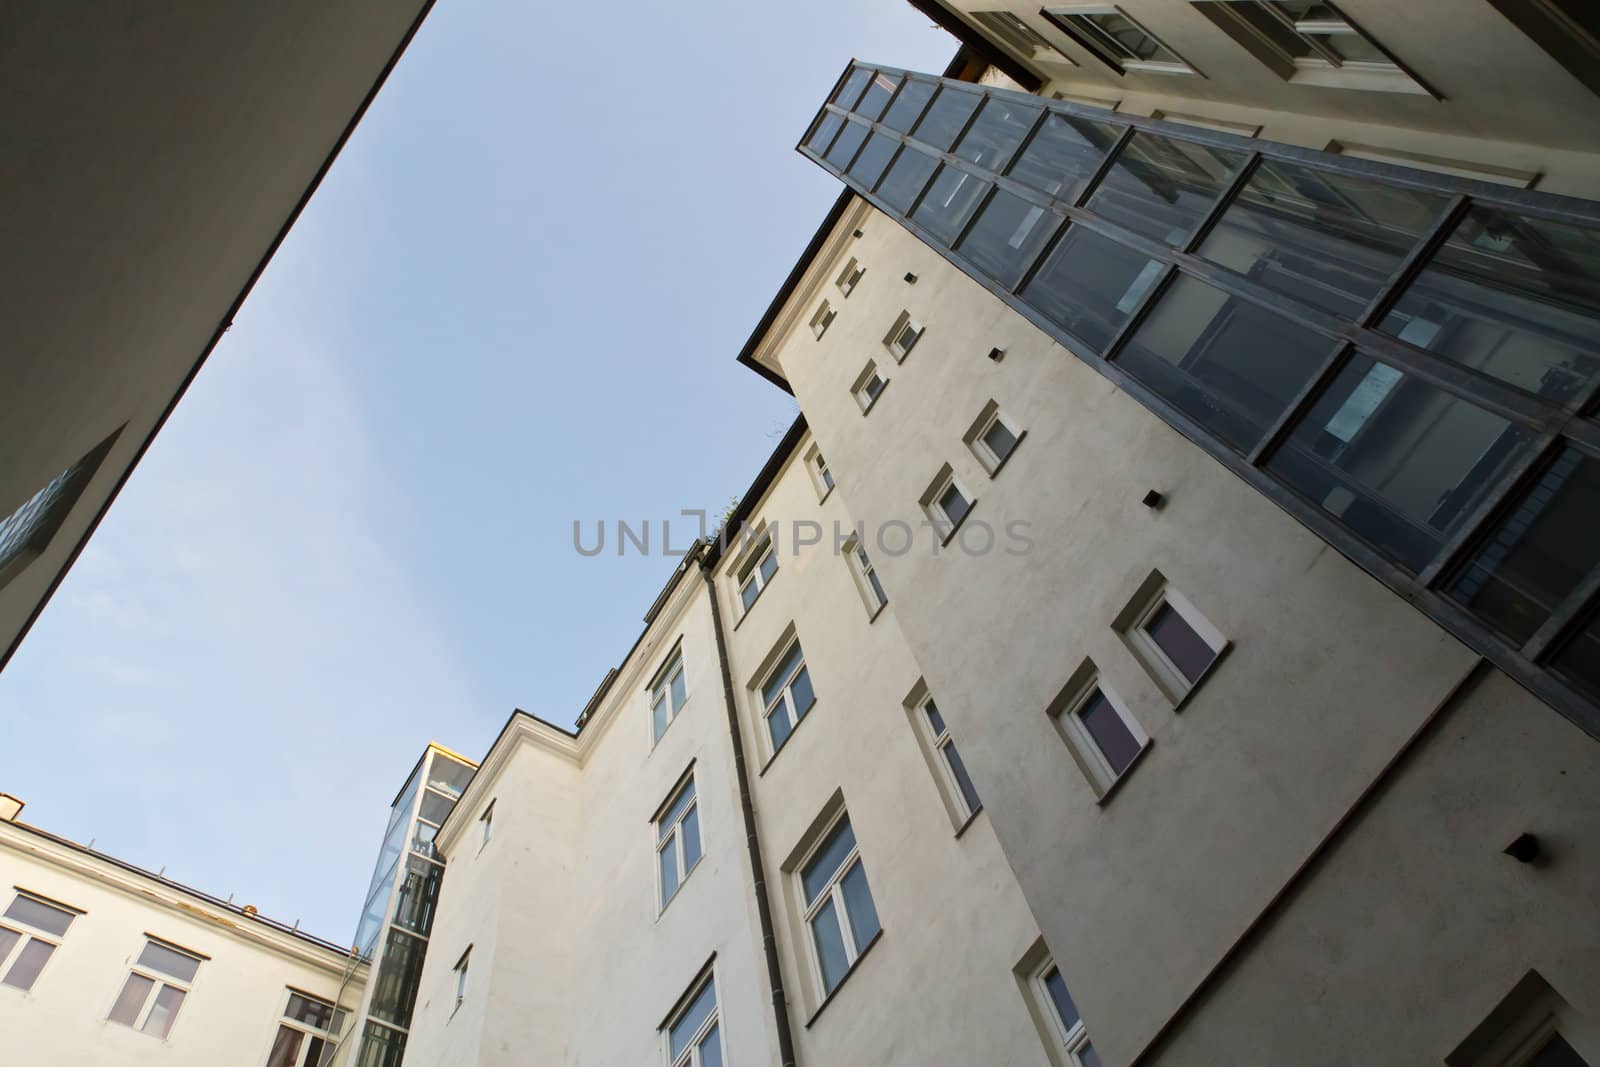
[802,62,1600,739]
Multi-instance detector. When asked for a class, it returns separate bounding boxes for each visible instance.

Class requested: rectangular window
[0,891,79,992]
[479,801,495,848]
[265,989,343,1067]
[836,257,865,296]
[799,813,882,996]
[916,692,982,821]
[883,311,924,361]
[809,300,836,340]
[108,938,204,1039]
[852,361,889,414]
[844,535,888,615]
[760,637,816,754]
[958,187,1061,289]
[1115,573,1228,702]
[964,401,1025,475]
[921,465,976,541]
[656,774,703,908]
[737,538,778,614]
[651,649,690,741]
[451,947,470,1012]
[806,445,835,500]
[1049,663,1149,797]
[665,971,724,1067]
[1196,1,1426,92]
[969,9,1076,67]
[1043,7,1198,75]
[1035,958,1102,1066]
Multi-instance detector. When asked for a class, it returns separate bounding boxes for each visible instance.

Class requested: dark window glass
[957,189,1060,288]
[1043,966,1080,1030]
[811,897,850,991]
[138,941,202,983]
[882,78,935,133]
[1023,225,1163,353]
[849,132,898,190]
[1231,2,1315,57]
[913,86,982,151]
[356,1022,408,1067]
[1379,207,1600,403]
[983,416,1020,462]
[669,979,718,1062]
[825,119,870,171]
[267,1026,304,1067]
[802,818,858,903]
[768,702,794,750]
[939,482,973,528]
[1200,160,1449,319]
[4,895,74,937]
[1448,447,1600,644]
[806,112,843,154]
[953,97,1041,171]
[1550,0,1600,40]
[1008,112,1120,202]
[924,698,947,736]
[1117,274,1333,452]
[832,67,872,110]
[1267,354,1534,572]
[1078,691,1142,775]
[1553,605,1600,705]
[1525,1034,1589,1067]
[1080,1042,1105,1067]
[0,928,19,967]
[877,147,939,215]
[391,855,443,937]
[1086,132,1246,246]
[855,71,900,120]
[790,665,815,719]
[370,929,427,1028]
[2,938,53,990]
[762,641,805,709]
[287,991,337,1031]
[913,165,990,244]
[840,860,881,951]
[1144,602,1217,682]
[943,742,983,814]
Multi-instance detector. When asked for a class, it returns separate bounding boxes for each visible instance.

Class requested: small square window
[920,464,976,543]
[963,400,1026,476]
[882,311,924,362]
[1048,661,1149,798]
[655,773,703,909]
[1114,572,1228,704]
[851,361,889,415]
[843,534,889,616]
[1043,6,1199,76]
[836,257,865,297]
[810,300,837,340]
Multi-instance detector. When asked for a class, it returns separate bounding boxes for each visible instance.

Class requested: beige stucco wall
[0,821,357,1067]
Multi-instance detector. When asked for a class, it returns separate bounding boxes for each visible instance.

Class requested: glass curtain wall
[801,63,1600,735]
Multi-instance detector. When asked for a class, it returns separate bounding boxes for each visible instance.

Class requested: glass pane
[867,570,889,607]
[411,819,439,859]
[759,547,779,584]
[767,702,794,750]
[4,895,74,937]
[877,147,939,215]
[287,991,337,1030]
[1447,447,1600,644]
[805,112,843,154]
[762,642,805,708]
[849,131,898,191]
[811,898,851,993]
[1117,274,1334,452]
[790,665,816,719]
[670,666,687,713]
[1267,355,1534,571]
[1321,30,1389,64]
[832,66,872,110]
[840,859,882,952]
[142,984,186,1038]
[856,71,899,120]
[923,698,947,737]
[1079,1040,1105,1067]
[669,979,718,1061]
[913,165,990,245]
[913,86,982,151]
[659,779,697,840]
[943,742,984,814]
[1079,691,1142,775]
[700,1024,724,1067]
[1,938,53,990]
[1044,966,1081,1030]
[659,836,680,902]
[954,97,1040,171]
[740,579,761,612]
[138,941,202,983]
[1232,3,1314,57]
[426,754,475,798]
[1087,12,1167,61]
[1379,207,1600,403]
[882,78,935,133]
[1009,112,1119,202]
[1086,132,1246,246]
[1200,160,1449,319]
[418,788,454,826]
[801,817,858,903]
[824,119,870,170]
[957,188,1059,288]
[1145,603,1217,682]
[940,483,973,527]
[653,695,670,741]
[109,972,155,1026]
[983,418,1019,461]
[0,927,19,965]
[267,1026,304,1067]
[682,806,702,869]
[356,1022,407,1067]
[1022,225,1163,352]
[370,930,426,1028]
[391,856,444,937]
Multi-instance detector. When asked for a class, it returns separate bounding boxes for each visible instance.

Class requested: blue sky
[0,4,955,944]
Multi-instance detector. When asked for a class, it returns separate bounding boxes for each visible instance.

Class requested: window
[836,257,865,297]
[264,990,343,1067]
[964,401,1025,475]
[665,971,724,1067]
[799,813,881,997]
[844,535,888,615]
[883,311,924,361]
[958,187,1060,288]
[451,948,470,1013]
[479,801,494,848]
[1043,6,1198,75]
[809,300,836,340]
[759,636,816,753]
[806,445,835,500]
[851,361,889,414]
[736,537,778,614]
[651,649,689,741]
[0,891,79,992]
[969,9,1078,66]
[1487,0,1600,102]
[0,428,119,591]
[1196,2,1427,92]
[1049,662,1149,797]
[1446,969,1596,1067]
[920,465,976,542]
[913,690,982,822]
[1033,958,1102,1067]
[108,938,204,1039]
[1115,575,1228,702]
[655,774,703,908]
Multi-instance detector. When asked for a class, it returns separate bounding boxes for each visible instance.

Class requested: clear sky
[0,3,955,944]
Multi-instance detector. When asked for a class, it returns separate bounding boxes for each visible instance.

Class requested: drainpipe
[701,559,799,1067]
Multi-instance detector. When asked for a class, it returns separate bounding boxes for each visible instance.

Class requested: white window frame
[1044,5,1199,75]
[805,444,835,501]
[1114,575,1229,704]
[843,534,888,617]
[650,647,690,741]
[851,361,888,414]
[809,299,836,339]
[735,537,778,615]
[655,774,703,909]
[1033,958,1098,1066]
[451,946,470,1014]
[265,989,344,1067]
[963,400,1026,476]
[1200,1,1430,94]
[882,311,924,362]
[920,465,977,543]
[759,636,813,754]
[913,690,981,823]
[479,800,495,849]
[1050,665,1149,797]
[835,257,865,297]
[0,891,78,993]
[107,937,204,1039]
[969,9,1079,66]
[797,812,878,997]
[663,970,725,1067]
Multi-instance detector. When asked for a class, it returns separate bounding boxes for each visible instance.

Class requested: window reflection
[1086,132,1246,246]
[877,147,938,215]
[824,119,870,171]
[832,67,871,110]
[855,71,900,121]
[849,132,899,191]
[881,78,934,133]
[913,164,990,244]
[953,97,1040,172]
[1022,225,1162,352]
[958,188,1060,288]
[1008,112,1119,202]
[913,86,982,151]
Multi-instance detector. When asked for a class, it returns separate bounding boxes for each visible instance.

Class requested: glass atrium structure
[802,63,1600,736]
[347,745,476,1067]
